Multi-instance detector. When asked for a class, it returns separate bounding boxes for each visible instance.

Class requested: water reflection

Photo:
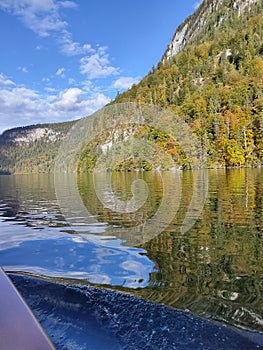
[56,170,185,245]
[0,169,263,332]
[135,168,263,331]
[75,169,208,244]
[0,174,155,288]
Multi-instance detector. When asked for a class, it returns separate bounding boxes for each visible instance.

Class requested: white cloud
[42,77,51,83]
[0,87,39,107]
[54,87,82,109]
[0,0,94,57]
[44,87,56,92]
[59,1,77,9]
[54,87,110,112]
[112,76,140,90]
[68,77,76,85]
[58,30,95,56]
[0,0,120,103]
[18,66,29,73]
[0,1,122,133]
[0,0,68,37]
[0,77,110,133]
[80,47,120,79]
[0,73,16,86]
[55,67,65,77]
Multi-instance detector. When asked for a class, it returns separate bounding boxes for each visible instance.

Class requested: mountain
[114,0,263,168]
[1,0,263,173]
[0,121,75,174]
[162,0,258,62]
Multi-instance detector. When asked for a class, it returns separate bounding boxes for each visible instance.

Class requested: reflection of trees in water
[1,169,263,330]
[78,171,164,228]
[66,169,263,330]
[133,168,263,331]
[138,230,263,330]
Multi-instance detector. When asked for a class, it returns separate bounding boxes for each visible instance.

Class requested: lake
[0,168,263,347]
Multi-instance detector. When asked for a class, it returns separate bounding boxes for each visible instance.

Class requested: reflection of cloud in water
[54,256,65,269]
[0,221,56,251]
[0,222,155,288]
[120,260,152,288]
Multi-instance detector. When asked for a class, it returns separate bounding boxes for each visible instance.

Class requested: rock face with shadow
[10,274,262,350]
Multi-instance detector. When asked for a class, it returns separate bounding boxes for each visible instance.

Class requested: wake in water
[10,274,263,350]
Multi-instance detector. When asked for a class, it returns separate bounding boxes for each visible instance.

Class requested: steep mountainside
[1,0,263,173]
[115,0,263,168]
[0,121,75,174]
[162,0,258,61]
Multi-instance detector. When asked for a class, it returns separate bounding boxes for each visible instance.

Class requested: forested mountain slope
[114,0,263,167]
[1,0,263,173]
[0,121,75,174]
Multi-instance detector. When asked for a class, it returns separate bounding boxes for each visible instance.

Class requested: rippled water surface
[0,168,263,334]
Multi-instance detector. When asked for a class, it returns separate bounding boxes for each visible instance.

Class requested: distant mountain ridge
[0,124,64,145]
[1,0,263,173]
[0,121,74,174]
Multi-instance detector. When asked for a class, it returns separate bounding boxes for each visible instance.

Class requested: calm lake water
[0,168,263,334]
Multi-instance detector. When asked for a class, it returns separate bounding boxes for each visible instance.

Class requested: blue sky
[0,0,201,134]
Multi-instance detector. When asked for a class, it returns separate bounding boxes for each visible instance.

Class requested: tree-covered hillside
[114,0,263,167]
[0,121,75,174]
[1,0,263,173]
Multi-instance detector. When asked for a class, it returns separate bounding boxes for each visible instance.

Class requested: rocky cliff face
[0,122,74,146]
[0,121,75,174]
[0,126,62,145]
[162,0,259,62]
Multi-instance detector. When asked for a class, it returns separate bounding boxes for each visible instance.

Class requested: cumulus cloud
[80,47,120,79]
[0,0,68,37]
[0,0,118,80]
[0,79,110,133]
[58,30,95,56]
[0,73,16,87]
[112,76,140,90]
[0,1,122,133]
[0,0,120,92]
[54,87,82,109]
[0,87,43,112]
[54,88,110,112]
